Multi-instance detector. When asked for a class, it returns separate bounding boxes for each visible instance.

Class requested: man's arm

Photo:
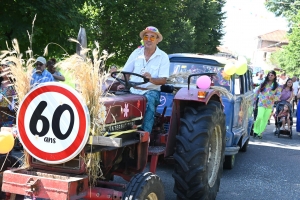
[147,76,167,85]
[53,71,65,81]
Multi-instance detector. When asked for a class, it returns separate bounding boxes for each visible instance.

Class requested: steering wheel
[111,71,149,91]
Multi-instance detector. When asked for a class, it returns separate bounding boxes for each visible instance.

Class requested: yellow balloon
[0,131,14,154]
[235,62,247,75]
[224,63,236,75]
[222,72,231,80]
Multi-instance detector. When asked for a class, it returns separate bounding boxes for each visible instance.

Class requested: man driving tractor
[118,26,170,133]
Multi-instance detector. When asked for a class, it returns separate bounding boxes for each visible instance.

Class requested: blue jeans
[141,90,161,133]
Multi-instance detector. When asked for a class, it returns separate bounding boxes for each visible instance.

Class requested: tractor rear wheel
[173,101,226,200]
[123,172,164,200]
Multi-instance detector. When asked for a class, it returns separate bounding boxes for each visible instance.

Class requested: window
[234,77,241,95]
[234,75,245,95]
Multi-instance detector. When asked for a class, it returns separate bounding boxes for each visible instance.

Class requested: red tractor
[1,54,226,200]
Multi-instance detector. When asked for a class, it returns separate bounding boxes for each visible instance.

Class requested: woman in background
[279,78,294,102]
[253,70,281,139]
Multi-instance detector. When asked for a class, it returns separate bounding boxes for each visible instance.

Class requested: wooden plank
[87,136,122,147]
[1,127,13,132]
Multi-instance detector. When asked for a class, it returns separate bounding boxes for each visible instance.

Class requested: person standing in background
[253,70,281,139]
[292,76,299,112]
[278,72,288,85]
[296,88,300,135]
[46,58,65,82]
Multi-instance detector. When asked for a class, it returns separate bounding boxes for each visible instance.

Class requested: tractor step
[148,146,165,173]
[148,146,165,155]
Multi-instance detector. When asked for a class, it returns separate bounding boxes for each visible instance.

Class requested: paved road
[154,113,300,200]
[8,113,300,200]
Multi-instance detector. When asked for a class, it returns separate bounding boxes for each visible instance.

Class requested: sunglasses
[35,62,44,67]
[143,35,157,42]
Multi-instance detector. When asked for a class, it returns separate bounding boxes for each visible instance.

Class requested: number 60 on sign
[17,82,90,164]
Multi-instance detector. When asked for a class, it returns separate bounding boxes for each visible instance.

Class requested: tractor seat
[160,84,174,93]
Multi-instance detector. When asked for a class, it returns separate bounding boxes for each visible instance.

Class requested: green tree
[269,11,300,76]
[193,0,226,54]
[82,0,225,66]
[1,0,226,67]
[81,0,178,66]
[265,0,300,19]
[0,0,86,58]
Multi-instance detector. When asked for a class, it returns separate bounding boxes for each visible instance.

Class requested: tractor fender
[174,87,223,104]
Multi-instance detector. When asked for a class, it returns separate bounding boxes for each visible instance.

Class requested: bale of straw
[57,41,114,185]
[211,86,234,100]
[0,40,34,168]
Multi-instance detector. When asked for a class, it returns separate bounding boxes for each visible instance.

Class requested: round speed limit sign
[17,82,90,164]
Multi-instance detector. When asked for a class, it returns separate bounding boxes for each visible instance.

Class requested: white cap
[36,57,46,65]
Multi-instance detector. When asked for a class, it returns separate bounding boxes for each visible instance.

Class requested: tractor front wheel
[173,101,226,200]
[123,172,164,200]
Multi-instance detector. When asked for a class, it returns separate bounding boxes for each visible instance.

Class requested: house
[215,46,237,59]
[252,30,288,73]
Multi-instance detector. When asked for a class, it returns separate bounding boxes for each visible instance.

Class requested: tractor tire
[0,155,22,200]
[239,138,249,152]
[173,101,226,200]
[123,172,165,200]
[223,155,235,169]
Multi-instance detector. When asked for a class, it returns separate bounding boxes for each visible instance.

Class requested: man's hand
[117,85,125,90]
[143,72,152,82]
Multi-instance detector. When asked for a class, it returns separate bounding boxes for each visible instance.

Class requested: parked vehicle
[1,54,227,200]
[157,53,254,170]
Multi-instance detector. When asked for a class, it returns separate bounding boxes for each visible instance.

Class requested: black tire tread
[173,101,226,200]
[240,138,249,152]
[123,172,165,200]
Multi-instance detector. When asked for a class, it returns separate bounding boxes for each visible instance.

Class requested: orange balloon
[222,71,231,80]
[0,131,14,154]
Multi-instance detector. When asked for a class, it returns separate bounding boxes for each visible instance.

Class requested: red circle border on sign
[18,85,87,162]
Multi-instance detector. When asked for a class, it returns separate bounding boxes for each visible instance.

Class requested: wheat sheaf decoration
[50,39,115,186]
[1,38,115,185]
[0,39,35,168]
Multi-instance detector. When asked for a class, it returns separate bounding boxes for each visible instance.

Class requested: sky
[221,0,289,58]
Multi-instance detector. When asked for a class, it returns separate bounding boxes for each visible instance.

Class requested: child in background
[276,104,291,130]
[46,58,65,82]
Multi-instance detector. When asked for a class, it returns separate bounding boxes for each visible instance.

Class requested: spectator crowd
[253,70,300,138]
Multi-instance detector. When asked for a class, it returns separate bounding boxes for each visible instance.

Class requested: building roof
[258,30,289,43]
[258,46,282,52]
[216,46,233,54]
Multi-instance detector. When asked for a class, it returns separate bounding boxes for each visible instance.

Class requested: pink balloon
[196,75,211,89]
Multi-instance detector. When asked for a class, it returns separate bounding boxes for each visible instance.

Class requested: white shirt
[278,77,288,85]
[122,47,170,95]
[293,81,299,95]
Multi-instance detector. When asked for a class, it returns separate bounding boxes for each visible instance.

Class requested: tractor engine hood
[102,94,146,131]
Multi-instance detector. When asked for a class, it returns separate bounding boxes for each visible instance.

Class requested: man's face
[143,32,158,49]
[35,62,45,74]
